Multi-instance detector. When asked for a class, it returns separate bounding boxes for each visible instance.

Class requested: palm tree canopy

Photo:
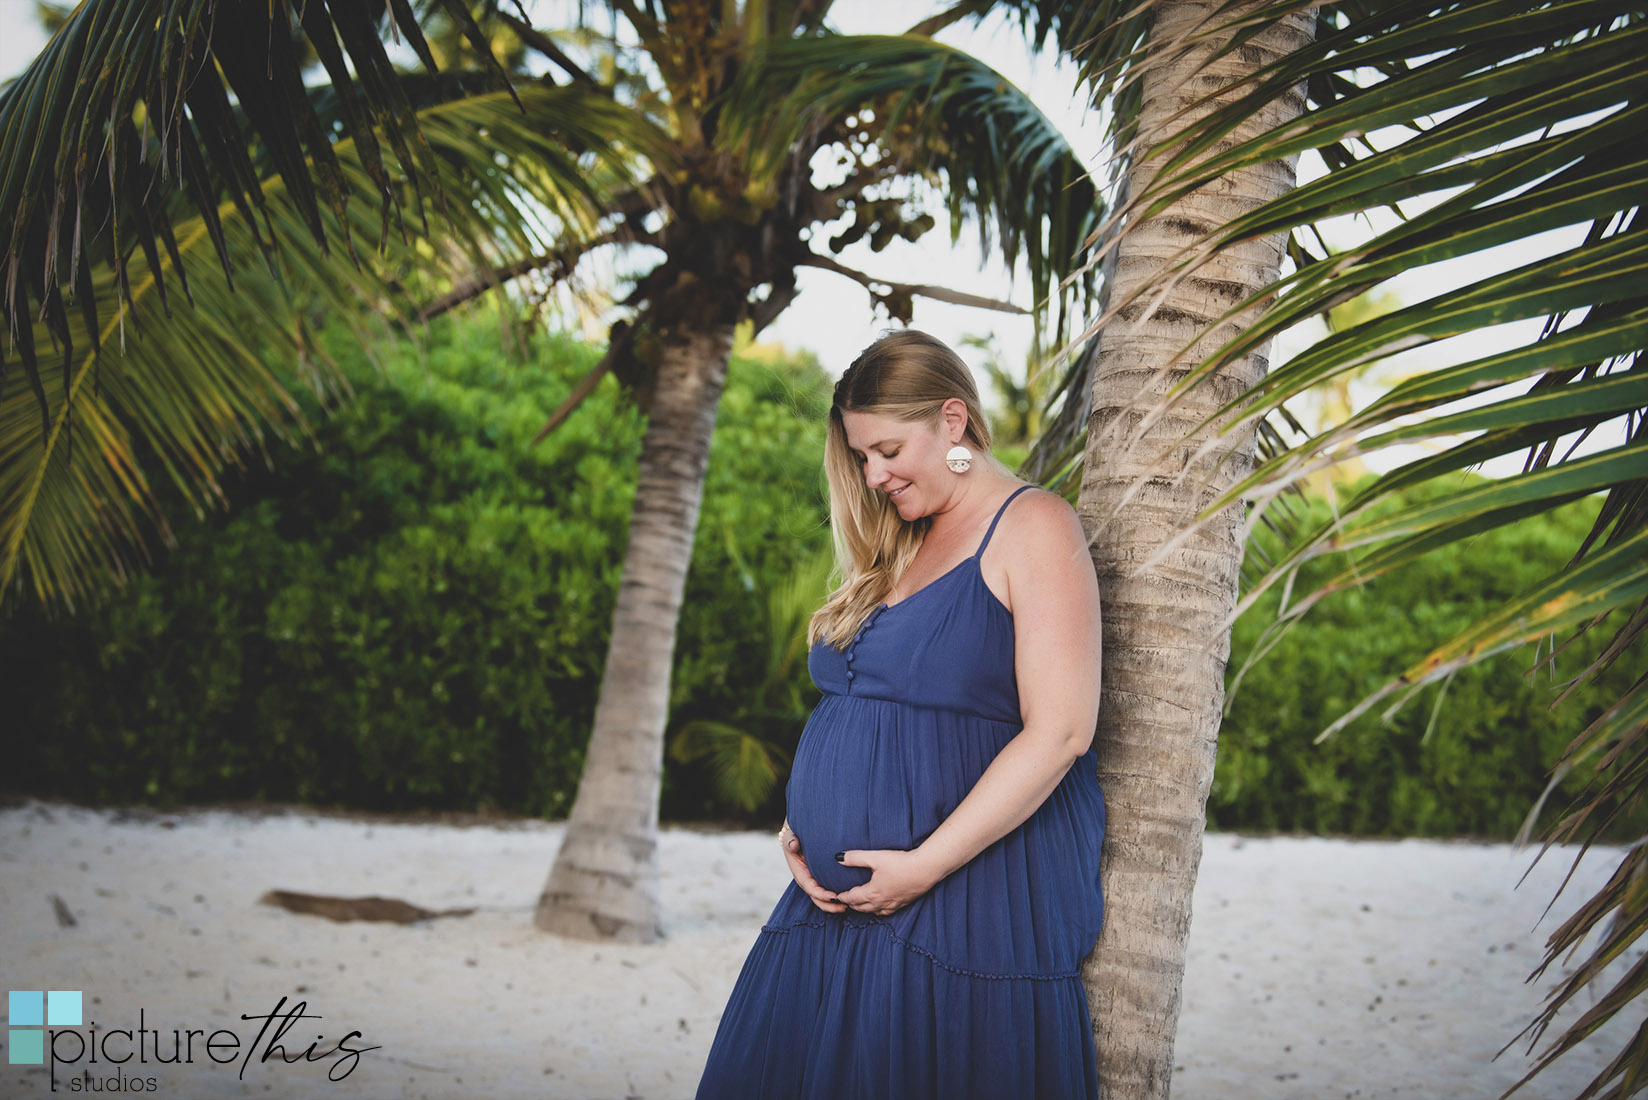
[1,0,517,335]
[0,0,1101,613]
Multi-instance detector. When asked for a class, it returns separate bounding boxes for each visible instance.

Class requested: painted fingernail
[834,852,845,862]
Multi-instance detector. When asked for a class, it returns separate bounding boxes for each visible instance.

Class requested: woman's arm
[834,490,1103,916]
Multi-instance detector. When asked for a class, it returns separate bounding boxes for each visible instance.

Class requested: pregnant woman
[695,330,1107,1099]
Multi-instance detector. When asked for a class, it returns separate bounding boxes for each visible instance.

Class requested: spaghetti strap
[975,484,1036,559]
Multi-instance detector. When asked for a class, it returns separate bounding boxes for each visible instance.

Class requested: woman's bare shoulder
[988,488,1094,623]
[1002,486,1085,544]
[985,487,1093,610]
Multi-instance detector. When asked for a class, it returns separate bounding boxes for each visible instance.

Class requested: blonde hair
[808,331,998,649]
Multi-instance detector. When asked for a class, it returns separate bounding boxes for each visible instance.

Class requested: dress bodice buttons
[842,605,884,690]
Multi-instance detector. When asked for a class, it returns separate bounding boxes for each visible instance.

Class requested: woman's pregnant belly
[784,694,1014,896]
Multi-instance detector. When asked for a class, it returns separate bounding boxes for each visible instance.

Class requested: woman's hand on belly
[780,822,848,915]
[832,848,943,917]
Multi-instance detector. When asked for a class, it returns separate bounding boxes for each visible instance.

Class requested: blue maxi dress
[696,485,1107,1099]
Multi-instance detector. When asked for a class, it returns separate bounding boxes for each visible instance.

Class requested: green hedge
[2,319,830,818]
[1213,484,1641,838]
[5,317,1636,837]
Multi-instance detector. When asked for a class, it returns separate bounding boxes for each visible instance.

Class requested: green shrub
[2,318,831,819]
[1213,482,1642,838]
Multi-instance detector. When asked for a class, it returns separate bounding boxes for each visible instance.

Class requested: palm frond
[0,0,521,433]
[1502,672,1648,1098]
[972,0,1153,147]
[669,718,793,814]
[1,85,662,612]
[759,548,836,709]
[718,32,1103,343]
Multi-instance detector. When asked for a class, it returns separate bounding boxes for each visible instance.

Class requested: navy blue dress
[696,485,1106,1099]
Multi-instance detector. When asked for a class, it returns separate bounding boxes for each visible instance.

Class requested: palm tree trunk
[534,320,735,943]
[1079,4,1314,1096]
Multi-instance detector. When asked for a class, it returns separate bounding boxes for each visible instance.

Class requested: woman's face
[840,406,957,519]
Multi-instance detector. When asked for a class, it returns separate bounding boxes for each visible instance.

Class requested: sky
[0,2,1607,480]
[0,4,45,84]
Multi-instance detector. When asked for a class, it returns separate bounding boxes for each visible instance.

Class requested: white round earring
[946,445,973,473]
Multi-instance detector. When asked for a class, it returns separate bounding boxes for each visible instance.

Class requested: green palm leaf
[668,544,830,814]
[1,84,660,610]
[0,0,522,399]
[668,719,794,814]
[720,32,1103,341]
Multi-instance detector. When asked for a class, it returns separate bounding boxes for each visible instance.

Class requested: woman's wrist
[909,841,956,889]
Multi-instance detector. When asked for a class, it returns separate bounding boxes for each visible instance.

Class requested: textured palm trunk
[535,320,735,943]
[1079,4,1314,1096]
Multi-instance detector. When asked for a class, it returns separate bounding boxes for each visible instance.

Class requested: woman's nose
[862,457,889,487]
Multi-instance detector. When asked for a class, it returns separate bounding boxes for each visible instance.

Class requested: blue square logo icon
[7,991,42,1027]
[7,990,82,1064]
[46,991,80,1026]
[9,1028,44,1065]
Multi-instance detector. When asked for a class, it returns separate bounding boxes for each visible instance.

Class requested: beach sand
[1,800,1637,1099]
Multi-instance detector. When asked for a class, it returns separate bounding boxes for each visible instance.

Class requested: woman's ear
[940,397,970,443]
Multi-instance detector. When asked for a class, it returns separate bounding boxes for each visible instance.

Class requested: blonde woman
[696,331,1106,1099]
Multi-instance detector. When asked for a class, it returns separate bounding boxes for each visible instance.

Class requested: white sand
[0,800,1638,1099]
